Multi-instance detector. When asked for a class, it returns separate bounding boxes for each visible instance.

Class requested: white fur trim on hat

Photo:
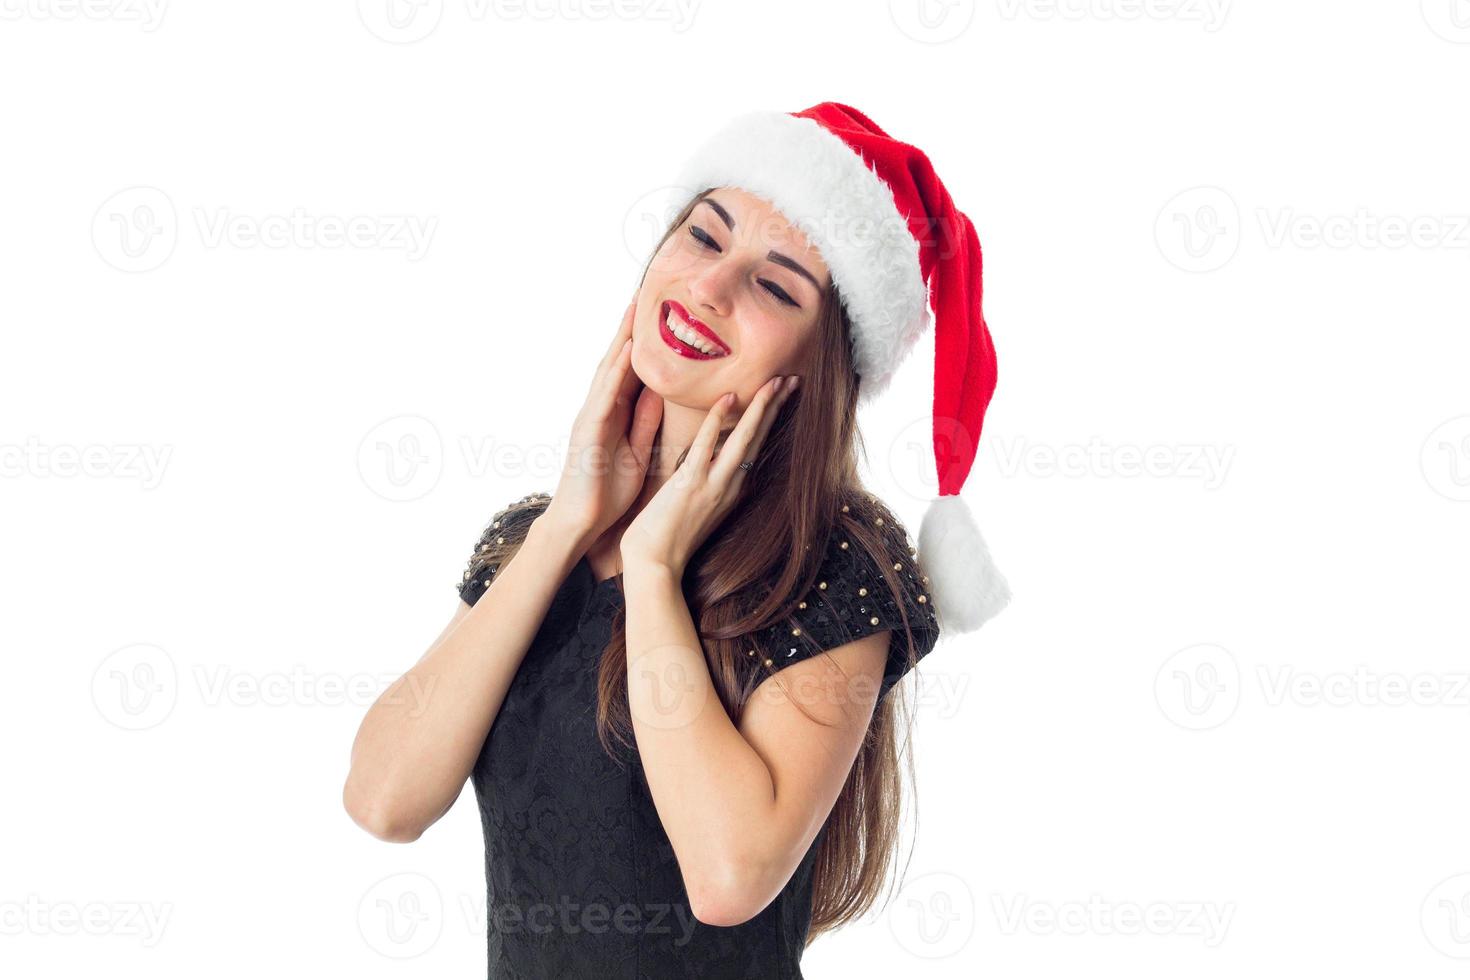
[669,110,931,404]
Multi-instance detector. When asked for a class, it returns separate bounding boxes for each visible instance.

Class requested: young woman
[345,103,1009,979]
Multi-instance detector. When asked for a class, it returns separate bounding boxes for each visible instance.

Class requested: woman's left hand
[621,374,800,578]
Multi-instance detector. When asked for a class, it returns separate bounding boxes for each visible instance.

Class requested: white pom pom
[917,493,1011,634]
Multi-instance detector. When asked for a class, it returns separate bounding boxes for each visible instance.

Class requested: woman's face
[633,186,831,412]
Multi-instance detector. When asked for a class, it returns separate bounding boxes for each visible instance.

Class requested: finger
[737,376,796,474]
[601,299,637,364]
[627,386,663,472]
[587,300,637,395]
[710,376,785,485]
[592,333,637,421]
[687,389,737,477]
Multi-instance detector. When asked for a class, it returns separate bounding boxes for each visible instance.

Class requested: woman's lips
[659,300,731,360]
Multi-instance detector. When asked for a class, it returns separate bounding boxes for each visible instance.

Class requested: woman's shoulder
[749,490,941,699]
[455,491,554,605]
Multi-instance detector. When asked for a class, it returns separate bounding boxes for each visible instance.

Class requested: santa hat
[666,101,1010,633]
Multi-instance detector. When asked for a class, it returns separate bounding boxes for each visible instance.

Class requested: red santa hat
[667,101,1010,633]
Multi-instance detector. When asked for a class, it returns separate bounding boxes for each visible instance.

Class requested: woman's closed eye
[687,225,801,308]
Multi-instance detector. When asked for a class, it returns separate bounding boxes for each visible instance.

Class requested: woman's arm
[622,560,889,926]
[343,511,591,843]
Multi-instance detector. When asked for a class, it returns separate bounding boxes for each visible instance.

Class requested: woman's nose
[687,260,737,315]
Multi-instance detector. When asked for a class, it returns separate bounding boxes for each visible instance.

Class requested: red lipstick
[660,300,731,360]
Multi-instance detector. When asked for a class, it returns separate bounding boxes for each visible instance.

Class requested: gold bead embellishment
[858,587,868,597]
[870,616,880,625]
[818,581,827,590]
[763,658,774,667]
[840,540,849,550]
[798,601,807,610]
[791,627,802,637]
[841,504,849,512]
[917,595,927,604]
[875,517,884,526]
[747,649,755,657]
[497,536,506,545]
[893,562,903,571]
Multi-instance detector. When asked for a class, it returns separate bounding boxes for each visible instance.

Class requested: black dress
[455,500,941,980]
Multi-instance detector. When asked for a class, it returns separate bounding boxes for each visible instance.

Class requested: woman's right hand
[541,296,663,549]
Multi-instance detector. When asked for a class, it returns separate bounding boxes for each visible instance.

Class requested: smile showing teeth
[665,307,728,357]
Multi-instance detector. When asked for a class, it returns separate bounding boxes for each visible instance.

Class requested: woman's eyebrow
[700,197,823,293]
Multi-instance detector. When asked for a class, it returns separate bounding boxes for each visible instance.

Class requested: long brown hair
[474,189,933,944]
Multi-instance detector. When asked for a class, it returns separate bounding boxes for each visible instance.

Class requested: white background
[3,1,1468,977]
